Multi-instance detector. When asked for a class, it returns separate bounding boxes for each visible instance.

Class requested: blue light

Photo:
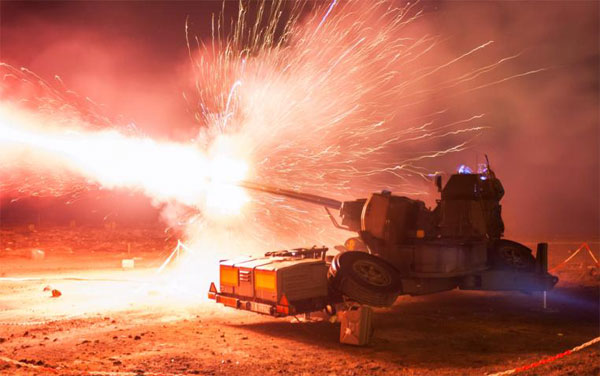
[477,163,489,180]
[477,163,489,174]
[458,164,472,174]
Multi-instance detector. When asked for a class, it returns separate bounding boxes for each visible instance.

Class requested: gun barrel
[239,181,342,210]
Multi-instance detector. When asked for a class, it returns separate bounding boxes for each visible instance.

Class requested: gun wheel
[352,260,392,287]
[328,251,401,307]
[490,239,536,272]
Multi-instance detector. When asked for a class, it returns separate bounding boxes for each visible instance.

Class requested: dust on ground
[0,226,598,375]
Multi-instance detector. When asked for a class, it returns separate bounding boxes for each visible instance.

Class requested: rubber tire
[489,239,536,272]
[328,251,401,307]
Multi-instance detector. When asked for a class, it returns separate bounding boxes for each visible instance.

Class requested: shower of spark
[181,0,535,252]
[0,1,542,296]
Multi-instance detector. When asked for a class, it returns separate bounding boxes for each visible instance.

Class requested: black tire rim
[352,260,392,287]
[500,246,529,268]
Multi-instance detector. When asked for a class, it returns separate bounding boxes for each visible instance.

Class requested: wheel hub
[352,260,391,287]
[500,246,528,268]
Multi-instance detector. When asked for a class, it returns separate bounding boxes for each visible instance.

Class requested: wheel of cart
[489,239,536,272]
[328,251,401,307]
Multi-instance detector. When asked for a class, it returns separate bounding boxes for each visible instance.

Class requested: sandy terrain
[0,226,598,375]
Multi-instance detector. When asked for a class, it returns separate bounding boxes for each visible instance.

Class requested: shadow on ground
[228,287,599,369]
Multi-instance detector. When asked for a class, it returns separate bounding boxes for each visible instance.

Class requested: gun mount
[209,161,558,344]
[235,161,557,306]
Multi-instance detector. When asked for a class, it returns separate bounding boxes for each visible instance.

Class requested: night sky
[0,1,598,239]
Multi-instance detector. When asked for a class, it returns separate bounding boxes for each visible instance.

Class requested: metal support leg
[543,291,547,310]
[338,305,373,346]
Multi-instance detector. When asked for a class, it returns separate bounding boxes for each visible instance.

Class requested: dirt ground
[0,226,598,376]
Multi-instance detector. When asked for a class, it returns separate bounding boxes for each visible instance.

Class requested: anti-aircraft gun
[209,161,558,318]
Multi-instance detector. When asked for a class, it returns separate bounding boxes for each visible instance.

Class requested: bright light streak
[0,103,248,216]
[316,0,338,31]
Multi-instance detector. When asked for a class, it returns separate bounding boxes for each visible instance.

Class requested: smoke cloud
[0,1,597,242]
